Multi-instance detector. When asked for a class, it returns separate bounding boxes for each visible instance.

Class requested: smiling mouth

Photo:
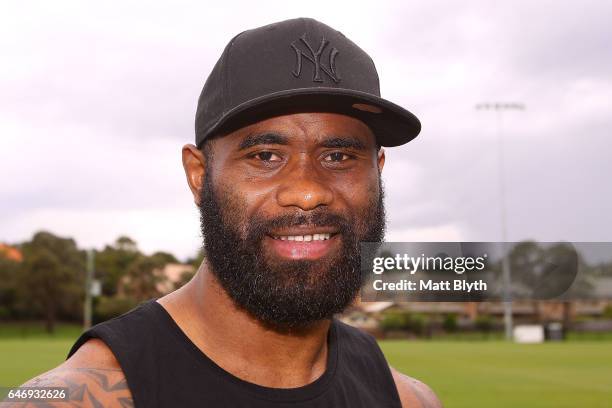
[268,228,340,260]
[270,233,334,241]
[265,228,340,260]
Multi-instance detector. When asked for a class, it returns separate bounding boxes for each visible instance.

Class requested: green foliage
[95,237,179,300]
[475,315,494,332]
[603,304,612,319]
[95,296,139,321]
[187,247,205,269]
[443,313,458,332]
[151,251,179,265]
[380,311,428,335]
[0,257,20,319]
[121,254,168,301]
[380,312,410,331]
[409,313,428,335]
[1,232,193,328]
[174,269,196,290]
[95,237,140,297]
[15,232,85,332]
[114,236,138,252]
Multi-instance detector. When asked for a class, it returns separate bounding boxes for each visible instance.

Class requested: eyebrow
[238,133,289,150]
[320,136,367,150]
[237,132,367,151]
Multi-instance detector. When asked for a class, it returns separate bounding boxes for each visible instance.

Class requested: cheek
[215,177,276,237]
[337,175,380,210]
[348,178,383,233]
[224,168,278,208]
[214,181,250,235]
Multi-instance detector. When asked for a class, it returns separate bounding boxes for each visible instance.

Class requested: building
[0,243,23,262]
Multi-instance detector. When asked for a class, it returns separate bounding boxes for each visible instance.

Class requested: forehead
[216,112,376,148]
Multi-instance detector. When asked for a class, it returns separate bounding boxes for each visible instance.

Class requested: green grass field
[380,340,612,407]
[1,324,611,407]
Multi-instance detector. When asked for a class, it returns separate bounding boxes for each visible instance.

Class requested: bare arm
[1,339,133,408]
[390,366,443,408]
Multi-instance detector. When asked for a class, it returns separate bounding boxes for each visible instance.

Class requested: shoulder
[333,321,441,407]
[2,338,133,407]
[334,321,441,407]
[390,366,443,408]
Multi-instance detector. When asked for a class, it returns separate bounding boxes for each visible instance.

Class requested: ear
[182,144,207,206]
[377,147,386,174]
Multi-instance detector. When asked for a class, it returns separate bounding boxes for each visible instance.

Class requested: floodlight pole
[476,102,525,340]
[84,249,95,330]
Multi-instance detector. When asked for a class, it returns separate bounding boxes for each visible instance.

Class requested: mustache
[246,209,353,239]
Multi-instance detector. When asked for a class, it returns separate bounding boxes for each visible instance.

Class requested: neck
[157,260,332,388]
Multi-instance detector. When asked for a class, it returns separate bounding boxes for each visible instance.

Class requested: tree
[17,231,84,332]
[151,251,179,265]
[186,247,205,269]
[115,236,138,252]
[95,236,140,297]
[120,254,168,302]
[0,256,20,319]
[508,241,545,321]
[174,269,196,291]
[543,243,593,328]
[442,313,458,333]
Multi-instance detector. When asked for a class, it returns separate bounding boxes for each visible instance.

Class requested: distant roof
[0,243,23,262]
[360,301,395,313]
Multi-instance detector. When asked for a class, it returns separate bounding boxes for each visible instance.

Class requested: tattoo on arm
[2,367,133,408]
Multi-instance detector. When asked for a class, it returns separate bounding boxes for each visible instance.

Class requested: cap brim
[201,87,421,148]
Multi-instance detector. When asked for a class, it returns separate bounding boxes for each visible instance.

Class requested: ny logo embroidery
[291,34,340,83]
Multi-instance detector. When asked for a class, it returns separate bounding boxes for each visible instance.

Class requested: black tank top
[67,299,402,407]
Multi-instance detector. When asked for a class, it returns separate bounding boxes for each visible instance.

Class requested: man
[11,18,442,407]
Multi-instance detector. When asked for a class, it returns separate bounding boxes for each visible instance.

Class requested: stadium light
[476,102,526,340]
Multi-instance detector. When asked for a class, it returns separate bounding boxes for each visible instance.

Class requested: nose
[276,160,333,211]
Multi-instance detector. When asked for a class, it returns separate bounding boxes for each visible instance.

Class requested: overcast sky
[1,1,611,260]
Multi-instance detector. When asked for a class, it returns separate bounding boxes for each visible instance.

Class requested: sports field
[380,340,612,407]
[1,328,611,407]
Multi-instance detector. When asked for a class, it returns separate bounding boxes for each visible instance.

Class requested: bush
[443,313,458,332]
[380,312,410,331]
[475,315,494,332]
[407,313,428,335]
[380,312,429,335]
[603,305,612,319]
[95,296,138,322]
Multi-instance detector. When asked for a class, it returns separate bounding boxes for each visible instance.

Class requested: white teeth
[273,233,332,241]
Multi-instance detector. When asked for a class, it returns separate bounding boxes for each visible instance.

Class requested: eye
[252,151,282,162]
[324,152,352,162]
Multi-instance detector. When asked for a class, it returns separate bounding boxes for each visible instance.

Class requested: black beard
[198,172,386,329]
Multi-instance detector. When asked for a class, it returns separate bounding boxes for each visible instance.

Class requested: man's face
[188,112,386,328]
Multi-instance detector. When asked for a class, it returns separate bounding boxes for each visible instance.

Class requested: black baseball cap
[195,18,421,148]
